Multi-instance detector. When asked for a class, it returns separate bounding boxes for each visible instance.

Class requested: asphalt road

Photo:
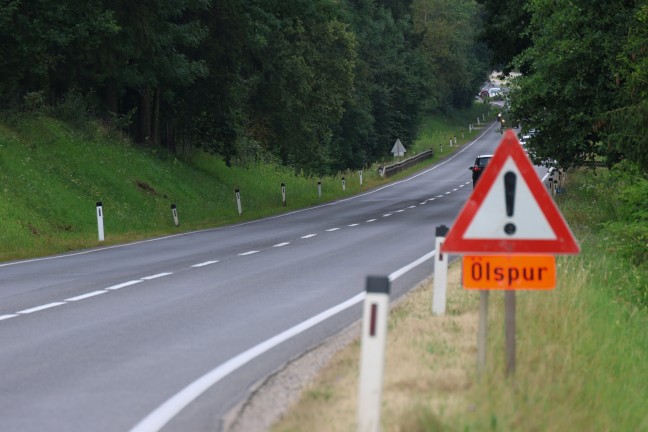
[0,123,545,432]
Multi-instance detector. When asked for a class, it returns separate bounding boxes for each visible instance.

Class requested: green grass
[440,168,648,432]
[0,105,495,261]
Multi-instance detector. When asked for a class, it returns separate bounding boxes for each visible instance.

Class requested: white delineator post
[281,183,286,207]
[96,201,104,242]
[432,225,449,315]
[317,181,322,198]
[171,204,179,227]
[359,170,363,186]
[342,177,346,191]
[235,189,242,215]
[358,276,390,432]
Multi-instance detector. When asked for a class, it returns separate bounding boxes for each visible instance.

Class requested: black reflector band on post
[366,276,390,295]
[436,224,449,237]
[96,201,102,207]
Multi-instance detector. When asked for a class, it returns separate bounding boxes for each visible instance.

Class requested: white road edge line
[0,314,18,321]
[65,290,107,302]
[129,249,437,432]
[17,302,66,314]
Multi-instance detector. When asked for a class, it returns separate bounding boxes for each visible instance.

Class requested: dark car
[469,154,493,188]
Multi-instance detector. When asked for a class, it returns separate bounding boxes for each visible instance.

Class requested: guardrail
[378,149,435,178]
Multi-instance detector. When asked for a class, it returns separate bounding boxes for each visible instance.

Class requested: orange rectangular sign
[462,255,556,290]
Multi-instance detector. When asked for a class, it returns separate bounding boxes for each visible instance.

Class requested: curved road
[0,123,544,431]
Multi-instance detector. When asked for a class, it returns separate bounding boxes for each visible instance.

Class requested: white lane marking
[65,291,107,302]
[395,210,405,213]
[17,302,66,314]
[273,242,290,248]
[301,234,317,239]
[407,206,416,209]
[444,191,451,195]
[436,195,444,198]
[366,219,377,223]
[129,291,366,432]
[0,314,18,321]
[453,188,458,191]
[129,249,438,432]
[459,184,465,188]
[191,261,219,268]
[326,228,340,232]
[382,214,392,217]
[541,172,550,182]
[238,251,259,256]
[141,273,173,281]
[420,202,427,205]
[106,280,144,290]
[348,223,359,227]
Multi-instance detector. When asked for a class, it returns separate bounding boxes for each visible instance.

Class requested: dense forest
[0,0,490,175]
[479,0,648,174]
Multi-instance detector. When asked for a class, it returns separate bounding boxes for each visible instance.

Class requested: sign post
[442,129,579,376]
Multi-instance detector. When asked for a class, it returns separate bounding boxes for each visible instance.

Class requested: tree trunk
[139,87,151,144]
[152,86,160,146]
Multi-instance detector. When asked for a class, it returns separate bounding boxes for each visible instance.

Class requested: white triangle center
[464,157,556,240]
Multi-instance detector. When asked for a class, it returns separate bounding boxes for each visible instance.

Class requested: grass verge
[271,168,648,431]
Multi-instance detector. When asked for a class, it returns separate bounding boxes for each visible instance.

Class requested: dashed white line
[238,251,259,256]
[445,191,451,195]
[382,213,392,217]
[106,280,143,290]
[273,242,290,248]
[191,261,219,268]
[0,314,18,321]
[301,234,317,239]
[459,184,465,188]
[395,210,405,213]
[420,201,427,205]
[17,302,66,314]
[65,291,107,302]
[348,223,359,227]
[453,188,458,191]
[436,195,444,198]
[141,273,173,280]
[407,206,416,209]
[366,219,377,223]
[326,228,340,232]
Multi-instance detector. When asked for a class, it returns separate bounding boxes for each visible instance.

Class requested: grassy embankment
[0,103,492,262]
[272,166,648,431]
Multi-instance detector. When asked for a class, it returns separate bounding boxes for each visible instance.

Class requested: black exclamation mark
[504,171,516,235]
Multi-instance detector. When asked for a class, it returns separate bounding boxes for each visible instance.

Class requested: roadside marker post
[281,183,286,207]
[342,177,346,191]
[317,181,322,198]
[442,130,579,376]
[171,204,179,227]
[432,225,449,315]
[359,170,363,186]
[358,276,390,432]
[96,201,104,242]
[235,189,242,215]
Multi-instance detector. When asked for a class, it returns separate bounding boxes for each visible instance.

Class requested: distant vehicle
[488,87,502,98]
[469,154,493,188]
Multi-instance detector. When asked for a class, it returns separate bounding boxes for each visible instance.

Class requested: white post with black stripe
[96,201,104,242]
[281,183,286,207]
[342,177,346,191]
[359,170,363,186]
[432,225,449,315]
[317,181,322,198]
[235,189,242,215]
[358,276,390,432]
[171,204,179,227]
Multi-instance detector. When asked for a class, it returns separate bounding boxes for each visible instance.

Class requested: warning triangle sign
[442,129,579,254]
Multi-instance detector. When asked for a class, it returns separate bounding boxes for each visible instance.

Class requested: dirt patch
[136,180,157,195]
